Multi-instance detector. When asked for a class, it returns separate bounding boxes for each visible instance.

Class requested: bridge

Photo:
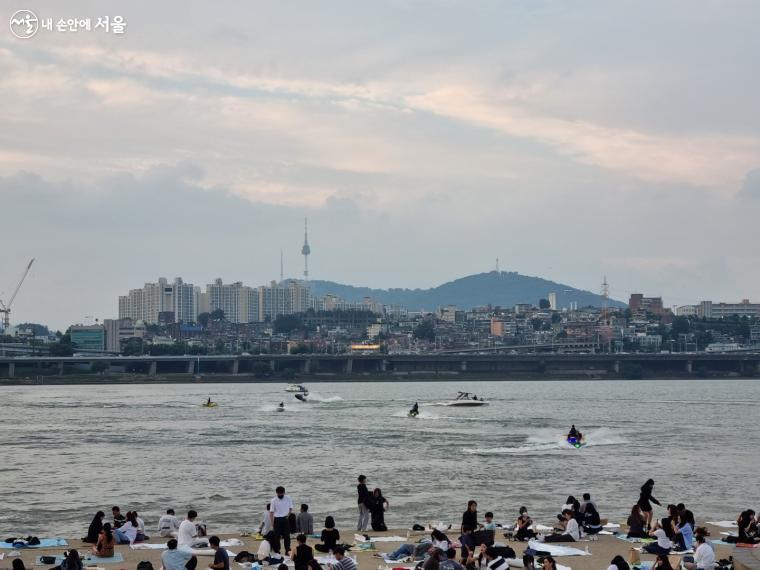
[1,352,760,381]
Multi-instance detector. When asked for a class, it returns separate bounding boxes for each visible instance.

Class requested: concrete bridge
[2,352,760,380]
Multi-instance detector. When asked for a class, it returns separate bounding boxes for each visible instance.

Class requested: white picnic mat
[708,521,738,528]
[527,540,590,557]
[355,535,408,543]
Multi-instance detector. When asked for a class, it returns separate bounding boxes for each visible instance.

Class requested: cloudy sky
[2,1,760,329]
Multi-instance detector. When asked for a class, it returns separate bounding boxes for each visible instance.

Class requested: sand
[0,524,742,570]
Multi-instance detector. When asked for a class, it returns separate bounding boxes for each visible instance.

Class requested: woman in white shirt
[114,511,139,545]
[257,532,282,564]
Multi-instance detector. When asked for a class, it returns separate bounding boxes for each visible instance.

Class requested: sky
[2,1,760,330]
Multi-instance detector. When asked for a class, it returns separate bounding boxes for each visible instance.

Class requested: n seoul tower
[301,217,311,281]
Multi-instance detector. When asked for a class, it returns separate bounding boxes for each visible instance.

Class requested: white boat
[285,384,308,393]
[443,391,488,407]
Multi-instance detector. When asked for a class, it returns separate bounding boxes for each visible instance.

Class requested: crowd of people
[75,476,758,570]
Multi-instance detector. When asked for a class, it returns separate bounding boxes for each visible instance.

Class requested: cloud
[738,168,760,200]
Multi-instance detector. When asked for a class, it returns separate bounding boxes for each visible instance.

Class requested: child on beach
[483,513,496,531]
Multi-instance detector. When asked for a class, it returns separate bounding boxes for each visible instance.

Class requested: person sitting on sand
[159,509,181,538]
[582,502,603,536]
[60,550,83,570]
[365,488,389,532]
[673,515,694,551]
[440,549,465,570]
[482,545,508,570]
[661,505,679,541]
[112,506,126,529]
[83,511,105,544]
[539,556,556,570]
[607,555,630,570]
[514,507,535,541]
[314,516,340,553]
[12,560,26,570]
[683,534,715,570]
[543,509,579,542]
[327,546,356,570]
[93,523,115,558]
[133,511,149,542]
[627,505,647,538]
[483,512,496,531]
[114,511,139,545]
[290,533,314,570]
[296,504,314,535]
[258,503,272,537]
[178,510,199,549]
[643,522,672,555]
[257,531,283,565]
[652,554,675,570]
[162,539,198,570]
[208,536,229,570]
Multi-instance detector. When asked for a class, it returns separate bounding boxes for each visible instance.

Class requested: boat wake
[463,428,628,455]
[392,409,439,420]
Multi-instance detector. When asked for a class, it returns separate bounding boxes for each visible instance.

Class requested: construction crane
[0,258,35,332]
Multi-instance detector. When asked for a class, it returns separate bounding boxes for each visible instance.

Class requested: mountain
[307,271,625,311]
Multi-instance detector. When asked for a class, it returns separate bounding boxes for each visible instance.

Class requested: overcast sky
[2,1,760,330]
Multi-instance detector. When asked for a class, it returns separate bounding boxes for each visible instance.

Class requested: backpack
[234,552,257,563]
[195,524,207,537]
[137,561,154,570]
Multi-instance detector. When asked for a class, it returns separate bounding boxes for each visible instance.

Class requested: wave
[464,427,628,455]
[391,409,439,420]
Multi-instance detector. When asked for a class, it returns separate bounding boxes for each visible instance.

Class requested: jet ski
[202,402,218,408]
[276,402,285,412]
[566,435,585,448]
[408,409,419,418]
[294,393,309,402]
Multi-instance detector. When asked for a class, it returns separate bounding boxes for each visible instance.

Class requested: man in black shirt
[209,536,229,570]
[357,475,370,531]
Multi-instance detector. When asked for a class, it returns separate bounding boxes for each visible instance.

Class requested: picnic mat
[527,540,590,556]
[1,539,68,549]
[36,553,124,566]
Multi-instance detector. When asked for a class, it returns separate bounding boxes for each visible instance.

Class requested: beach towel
[603,524,621,529]
[130,544,168,550]
[316,556,357,566]
[527,540,590,556]
[719,532,737,537]
[354,535,408,543]
[711,540,734,546]
[1,539,67,549]
[533,524,556,532]
[36,554,125,566]
[707,522,738,528]
[616,536,655,544]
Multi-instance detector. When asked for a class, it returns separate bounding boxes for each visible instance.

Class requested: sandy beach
[0,523,746,570]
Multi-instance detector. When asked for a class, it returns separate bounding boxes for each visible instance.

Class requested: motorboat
[285,384,308,393]
[442,391,488,406]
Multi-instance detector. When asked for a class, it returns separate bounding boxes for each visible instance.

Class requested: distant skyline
[2,1,760,330]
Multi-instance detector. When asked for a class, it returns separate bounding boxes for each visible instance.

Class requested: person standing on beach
[357,475,370,531]
[462,501,478,533]
[269,486,294,554]
[638,479,661,531]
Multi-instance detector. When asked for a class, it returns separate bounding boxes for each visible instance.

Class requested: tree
[413,320,435,341]
[121,337,144,356]
[671,316,691,337]
[210,309,226,321]
[49,332,74,356]
[274,314,305,334]
[197,312,211,329]
[538,298,550,309]
[214,339,226,353]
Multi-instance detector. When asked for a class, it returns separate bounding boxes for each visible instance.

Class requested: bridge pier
[302,359,311,374]
[460,360,467,372]
[58,361,64,376]
[269,359,276,372]
[8,362,14,378]
[686,360,693,374]
[148,361,157,376]
[232,359,239,375]
[345,358,353,374]
[380,359,387,372]
[613,360,620,374]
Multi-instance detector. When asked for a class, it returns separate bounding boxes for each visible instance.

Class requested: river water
[1,379,757,537]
